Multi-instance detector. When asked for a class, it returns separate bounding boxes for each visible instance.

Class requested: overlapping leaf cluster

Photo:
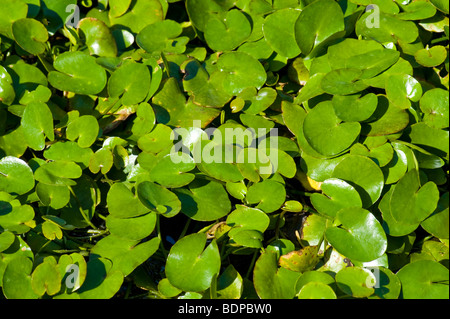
[0,0,448,299]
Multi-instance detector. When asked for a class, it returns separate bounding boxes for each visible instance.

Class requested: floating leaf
[137,20,188,54]
[386,74,422,109]
[137,181,181,218]
[165,233,221,292]
[294,0,345,56]
[419,88,449,129]
[0,156,35,195]
[204,9,251,52]
[303,101,361,157]
[78,18,117,57]
[21,102,54,151]
[325,207,387,262]
[12,18,48,55]
[48,51,107,95]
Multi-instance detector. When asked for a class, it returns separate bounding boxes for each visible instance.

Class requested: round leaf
[12,18,48,55]
[325,207,387,262]
[48,51,107,95]
[137,181,181,218]
[0,156,35,195]
[165,233,221,292]
[415,45,447,67]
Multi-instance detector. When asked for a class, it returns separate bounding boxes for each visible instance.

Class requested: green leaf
[216,265,243,299]
[31,257,61,296]
[36,183,70,210]
[310,178,362,218]
[66,115,99,148]
[419,88,449,129]
[325,207,387,262]
[2,256,39,299]
[421,192,449,239]
[263,8,301,58]
[137,181,181,218]
[321,68,369,95]
[389,169,439,225]
[21,102,55,151]
[175,179,231,221]
[137,20,189,54]
[0,156,35,195]
[12,18,48,55]
[109,0,164,33]
[108,61,151,106]
[331,155,384,208]
[335,266,375,298]
[253,250,301,299]
[0,66,15,106]
[78,18,117,57]
[106,182,149,218]
[215,52,267,95]
[91,235,160,276]
[48,51,107,95]
[106,212,157,240]
[386,74,422,109]
[204,9,252,51]
[408,123,449,160]
[332,93,378,122]
[397,260,449,299]
[297,281,337,299]
[246,180,286,213]
[165,233,221,292]
[0,0,28,39]
[294,0,345,56]
[303,101,361,157]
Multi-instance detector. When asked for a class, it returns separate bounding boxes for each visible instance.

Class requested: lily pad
[279,246,320,273]
[215,52,267,95]
[108,61,150,106]
[2,256,39,299]
[335,266,376,298]
[21,102,55,151]
[204,9,251,52]
[294,0,345,56]
[321,68,369,95]
[106,182,149,218]
[66,115,99,148]
[263,8,301,59]
[419,88,449,129]
[385,74,422,109]
[310,178,362,218]
[332,93,378,122]
[175,179,231,221]
[331,155,384,208]
[137,181,181,218]
[48,51,107,95]
[34,160,82,186]
[78,18,117,57]
[303,101,361,157]
[137,19,189,54]
[397,260,449,299]
[0,156,35,195]
[12,18,48,55]
[326,207,387,262]
[421,192,449,239]
[165,233,221,292]
[246,180,286,213]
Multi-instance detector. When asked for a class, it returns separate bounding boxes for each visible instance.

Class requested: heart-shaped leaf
[397,260,449,299]
[137,181,181,218]
[215,52,267,95]
[12,18,48,55]
[246,180,286,213]
[106,212,157,241]
[386,74,422,109]
[279,246,320,273]
[48,51,107,95]
[137,19,189,54]
[204,9,251,51]
[0,156,34,195]
[332,93,378,122]
[335,266,375,298]
[91,235,160,276]
[108,61,151,106]
[325,207,387,262]
[78,18,117,57]
[303,101,361,157]
[294,0,345,56]
[66,115,99,148]
[321,68,369,95]
[175,179,231,221]
[2,256,39,299]
[414,45,447,67]
[419,88,449,129]
[21,102,54,151]
[106,182,149,218]
[263,8,301,59]
[165,233,221,292]
[331,155,384,208]
[310,178,362,218]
